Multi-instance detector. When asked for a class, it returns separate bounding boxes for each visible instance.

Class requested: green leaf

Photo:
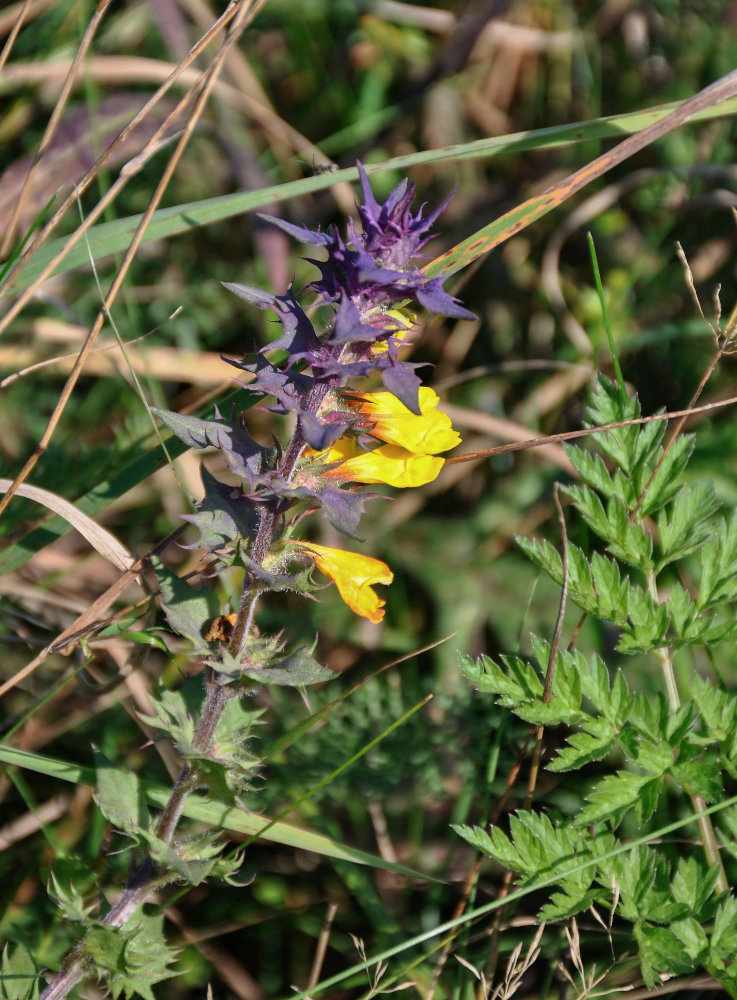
[530,636,583,715]
[84,911,177,1000]
[93,750,148,835]
[605,846,688,925]
[0,943,39,1000]
[635,922,695,987]
[196,694,261,799]
[637,434,694,517]
[671,857,719,919]
[151,555,219,654]
[629,414,667,488]
[618,587,669,654]
[578,653,613,711]
[671,751,723,802]
[667,702,696,746]
[547,721,616,772]
[629,692,669,740]
[711,896,737,961]
[690,674,737,741]
[584,377,641,461]
[698,513,737,609]
[240,646,337,687]
[656,481,718,569]
[47,857,97,924]
[515,535,563,584]
[460,651,543,706]
[635,777,662,824]
[590,552,629,624]
[564,484,610,542]
[630,736,672,776]
[704,961,737,999]
[137,682,204,764]
[540,887,602,921]
[516,536,628,625]
[603,495,653,569]
[576,771,650,827]
[666,582,697,638]
[562,444,614,497]
[453,823,521,870]
[143,687,260,802]
[144,831,228,886]
[607,670,634,727]
[565,485,655,569]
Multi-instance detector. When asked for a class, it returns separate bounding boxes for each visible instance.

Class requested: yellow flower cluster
[310,387,460,488]
[296,388,460,622]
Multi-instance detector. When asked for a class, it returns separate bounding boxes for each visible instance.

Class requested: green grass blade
[0,745,431,878]
[8,95,737,295]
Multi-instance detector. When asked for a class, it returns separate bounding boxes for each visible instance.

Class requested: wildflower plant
[33,165,470,1000]
[457,375,737,995]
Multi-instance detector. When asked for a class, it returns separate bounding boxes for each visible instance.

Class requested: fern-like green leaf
[547,718,616,773]
[637,434,695,517]
[576,771,651,826]
[671,857,720,920]
[697,514,737,609]
[635,923,695,988]
[656,481,718,569]
[589,552,629,624]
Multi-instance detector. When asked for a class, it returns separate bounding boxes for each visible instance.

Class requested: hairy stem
[39,670,231,1000]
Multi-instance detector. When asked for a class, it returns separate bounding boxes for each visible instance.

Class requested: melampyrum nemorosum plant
[457,375,737,996]
[33,165,474,1000]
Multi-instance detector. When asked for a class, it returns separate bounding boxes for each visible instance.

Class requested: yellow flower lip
[314,438,445,488]
[352,387,461,455]
[305,387,461,489]
[294,541,393,623]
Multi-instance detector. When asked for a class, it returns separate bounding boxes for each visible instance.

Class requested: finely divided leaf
[635,923,694,988]
[698,514,737,609]
[547,720,616,772]
[576,770,650,827]
[656,481,718,568]
[671,857,719,919]
[638,434,694,517]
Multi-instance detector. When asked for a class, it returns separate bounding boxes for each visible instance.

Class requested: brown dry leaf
[0,478,134,571]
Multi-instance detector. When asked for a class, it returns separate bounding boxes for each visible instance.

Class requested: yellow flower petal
[316,437,445,487]
[355,387,461,454]
[296,542,393,623]
[370,308,417,353]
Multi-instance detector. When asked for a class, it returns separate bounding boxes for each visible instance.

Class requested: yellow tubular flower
[295,542,393,623]
[354,387,461,454]
[317,437,445,487]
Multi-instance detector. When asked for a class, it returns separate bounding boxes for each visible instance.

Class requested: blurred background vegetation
[3,1,737,997]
